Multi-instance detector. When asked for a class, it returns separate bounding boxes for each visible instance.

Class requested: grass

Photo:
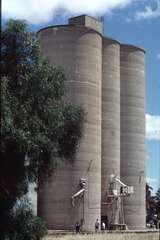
[44,231,159,240]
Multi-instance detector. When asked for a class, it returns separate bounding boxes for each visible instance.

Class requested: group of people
[95,219,106,232]
[75,219,106,233]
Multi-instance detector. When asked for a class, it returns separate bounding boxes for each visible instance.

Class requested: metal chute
[71,178,86,207]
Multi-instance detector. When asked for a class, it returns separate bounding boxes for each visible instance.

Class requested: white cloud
[146,114,160,140]
[157,53,160,59]
[2,0,135,24]
[146,177,158,184]
[135,0,160,21]
[146,177,159,193]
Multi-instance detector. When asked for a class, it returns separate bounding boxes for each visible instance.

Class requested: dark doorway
[101,215,108,230]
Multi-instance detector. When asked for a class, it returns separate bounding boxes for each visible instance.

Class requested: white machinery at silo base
[71,178,86,207]
[102,174,134,230]
[71,175,133,230]
[71,178,86,228]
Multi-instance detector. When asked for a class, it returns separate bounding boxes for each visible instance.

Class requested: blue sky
[2,0,160,193]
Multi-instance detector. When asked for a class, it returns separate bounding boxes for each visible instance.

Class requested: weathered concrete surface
[44,231,159,240]
[120,45,146,230]
[38,25,102,231]
[101,38,120,223]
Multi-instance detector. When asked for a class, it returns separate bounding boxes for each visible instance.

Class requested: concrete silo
[37,16,102,231]
[37,14,146,231]
[101,38,120,225]
[120,45,146,229]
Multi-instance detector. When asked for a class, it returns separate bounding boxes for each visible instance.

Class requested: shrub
[5,198,47,240]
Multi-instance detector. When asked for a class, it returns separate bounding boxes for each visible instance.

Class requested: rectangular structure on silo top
[69,15,103,34]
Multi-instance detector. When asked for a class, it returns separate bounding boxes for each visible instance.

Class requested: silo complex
[38,21,102,231]
[101,38,120,223]
[120,45,146,229]
[37,15,146,231]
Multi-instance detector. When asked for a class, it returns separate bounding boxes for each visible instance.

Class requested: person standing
[75,221,80,234]
[95,219,100,233]
[101,222,106,232]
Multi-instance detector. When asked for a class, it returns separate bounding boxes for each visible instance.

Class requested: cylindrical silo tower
[37,16,102,231]
[120,45,146,229]
[101,38,120,226]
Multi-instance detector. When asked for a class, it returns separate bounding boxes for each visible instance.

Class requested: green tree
[6,198,47,240]
[146,184,160,228]
[0,20,85,237]
[146,183,155,224]
[155,188,160,219]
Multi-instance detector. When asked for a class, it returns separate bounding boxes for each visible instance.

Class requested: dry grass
[44,232,159,240]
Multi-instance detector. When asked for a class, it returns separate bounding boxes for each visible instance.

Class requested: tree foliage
[5,198,47,240]
[146,184,160,227]
[0,19,85,237]
[155,188,160,218]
